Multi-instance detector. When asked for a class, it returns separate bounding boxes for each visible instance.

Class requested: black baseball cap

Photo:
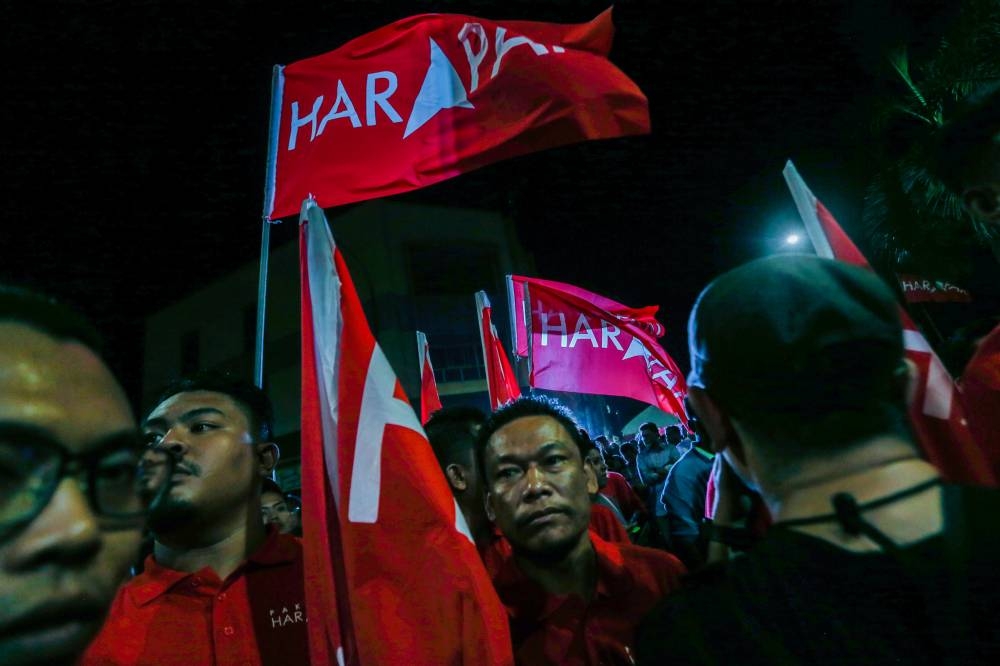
[687,255,905,416]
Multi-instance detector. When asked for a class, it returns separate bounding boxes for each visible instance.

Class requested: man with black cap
[635,254,1000,665]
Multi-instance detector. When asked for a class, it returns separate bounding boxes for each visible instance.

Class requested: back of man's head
[688,255,910,454]
[150,371,274,442]
[665,425,683,444]
[424,405,486,470]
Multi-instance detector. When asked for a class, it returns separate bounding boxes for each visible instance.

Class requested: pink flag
[264,9,649,219]
[476,291,521,410]
[784,161,997,486]
[416,330,443,424]
[507,275,687,420]
[300,199,514,665]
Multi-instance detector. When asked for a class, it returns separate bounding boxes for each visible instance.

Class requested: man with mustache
[479,395,685,665]
[82,373,311,665]
[0,286,155,666]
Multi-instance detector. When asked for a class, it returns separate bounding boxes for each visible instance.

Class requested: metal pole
[254,65,285,389]
[253,220,271,388]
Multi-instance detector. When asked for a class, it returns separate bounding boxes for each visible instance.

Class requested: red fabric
[599,471,648,519]
[960,324,1000,480]
[417,331,443,424]
[590,503,631,543]
[268,8,649,218]
[299,202,513,665]
[509,274,687,420]
[786,165,997,487]
[81,529,310,666]
[477,291,521,409]
[492,533,686,665]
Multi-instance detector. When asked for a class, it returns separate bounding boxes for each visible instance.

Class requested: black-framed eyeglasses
[0,426,173,541]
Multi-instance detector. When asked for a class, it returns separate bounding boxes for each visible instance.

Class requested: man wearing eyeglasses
[0,286,154,666]
[81,373,311,665]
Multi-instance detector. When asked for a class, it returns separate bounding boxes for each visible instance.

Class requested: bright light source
[785,233,801,246]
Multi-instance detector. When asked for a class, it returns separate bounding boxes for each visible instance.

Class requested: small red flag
[508,275,687,420]
[264,8,649,219]
[784,161,997,486]
[300,199,514,665]
[897,274,972,304]
[959,324,1000,479]
[416,330,443,424]
[476,291,521,410]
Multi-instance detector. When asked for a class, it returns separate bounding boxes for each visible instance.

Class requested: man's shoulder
[594,534,687,584]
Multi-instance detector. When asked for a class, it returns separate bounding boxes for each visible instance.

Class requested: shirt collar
[128,525,299,607]
[493,531,635,622]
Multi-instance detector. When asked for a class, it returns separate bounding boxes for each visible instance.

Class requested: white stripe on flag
[303,199,344,504]
[903,330,953,420]
[454,499,474,544]
[349,343,425,524]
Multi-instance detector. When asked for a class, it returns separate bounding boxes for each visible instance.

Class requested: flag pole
[255,65,285,388]
[783,160,834,259]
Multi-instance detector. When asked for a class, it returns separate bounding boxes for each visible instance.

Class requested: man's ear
[484,491,496,522]
[688,388,744,462]
[445,463,468,492]
[585,464,599,495]
[257,442,280,476]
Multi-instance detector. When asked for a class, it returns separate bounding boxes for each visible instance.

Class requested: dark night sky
[1,0,969,402]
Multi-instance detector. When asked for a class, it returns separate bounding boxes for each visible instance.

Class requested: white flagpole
[782,160,834,259]
[254,65,285,388]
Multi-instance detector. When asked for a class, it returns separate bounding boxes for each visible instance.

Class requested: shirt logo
[268,603,307,629]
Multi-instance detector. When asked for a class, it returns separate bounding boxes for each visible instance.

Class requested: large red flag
[508,275,687,420]
[958,325,1000,479]
[299,198,514,665]
[264,8,649,219]
[416,330,443,424]
[783,160,997,486]
[476,291,521,410]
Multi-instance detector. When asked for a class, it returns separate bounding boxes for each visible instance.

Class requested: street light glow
[785,233,801,246]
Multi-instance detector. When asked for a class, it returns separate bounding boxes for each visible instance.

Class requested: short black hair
[261,477,284,496]
[149,371,274,442]
[476,395,587,482]
[0,284,103,355]
[424,405,486,469]
[639,421,659,433]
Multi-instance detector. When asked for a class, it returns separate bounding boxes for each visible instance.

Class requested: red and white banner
[299,199,513,665]
[897,274,972,304]
[784,161,997,486]
[264,8,649,219]
[508,275,687,420]
[476,291,521,410]
[416,330,443,424]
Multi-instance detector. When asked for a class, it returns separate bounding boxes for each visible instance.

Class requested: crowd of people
[1,67,998,666]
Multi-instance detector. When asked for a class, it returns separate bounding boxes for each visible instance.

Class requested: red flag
[783,161,997,486]
[897,274,972,304]
[264,8,649,219]
[508,275,688,420]
[416,330,443,424]
[959,324,1000,478]
[299,199,514,665]
[476,291,521,410]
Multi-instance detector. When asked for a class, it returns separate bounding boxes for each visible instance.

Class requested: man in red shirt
[478,395,686,665]
[0,286,158,666]
[82,374,310,666]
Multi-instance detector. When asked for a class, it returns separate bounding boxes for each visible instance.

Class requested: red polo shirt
[80,527,310,666]
[599,471,648,520]
[492,532,686,665]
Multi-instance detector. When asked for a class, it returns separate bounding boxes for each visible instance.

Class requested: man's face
[260,491,294,534]
[484,415,595,558]
[0,324,143,665]
[584,448,608,489]
[640,426,662,449]
[142,391,260,531]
